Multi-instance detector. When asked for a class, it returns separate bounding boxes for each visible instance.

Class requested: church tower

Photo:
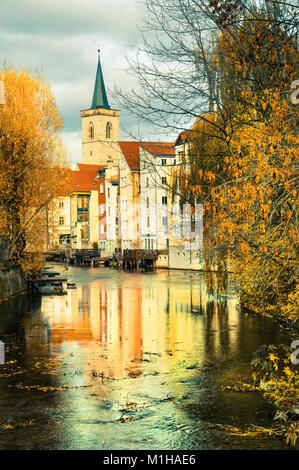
[80,50,120,165]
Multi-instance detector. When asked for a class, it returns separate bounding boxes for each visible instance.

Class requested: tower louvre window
[89,122,94,139]
[106,122,112,139]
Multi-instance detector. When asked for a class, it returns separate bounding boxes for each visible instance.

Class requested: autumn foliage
[176,12,298,322]
[0,68,69,273]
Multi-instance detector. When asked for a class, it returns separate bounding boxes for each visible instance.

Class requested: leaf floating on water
[117,417,133,423]
[10,383,92,392]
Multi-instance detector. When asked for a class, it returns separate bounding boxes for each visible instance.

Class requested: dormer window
[89,122,94,139]
[106,122,112,139]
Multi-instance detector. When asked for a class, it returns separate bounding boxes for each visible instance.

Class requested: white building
[167,131,204,270]
[139,142,176,254]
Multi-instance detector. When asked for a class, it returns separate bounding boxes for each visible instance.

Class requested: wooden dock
[44,248,160,270]
[122,249,158,270]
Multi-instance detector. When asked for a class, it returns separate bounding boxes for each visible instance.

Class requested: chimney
[107,158,113,169]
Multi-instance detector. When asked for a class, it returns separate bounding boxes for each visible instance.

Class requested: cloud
[0,0,142,42]
[0,0,146,161]
[0,0,169,166]
[61,130,82,167]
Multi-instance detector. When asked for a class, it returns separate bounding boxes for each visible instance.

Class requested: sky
[0,0,153,166]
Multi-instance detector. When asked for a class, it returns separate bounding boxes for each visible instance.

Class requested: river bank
[0,266,27,304]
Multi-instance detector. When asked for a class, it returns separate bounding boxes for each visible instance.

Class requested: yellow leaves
[240,90,252,99]
[0,67,69,271]
[259,221,265,233]
[285,425,298,446]
[283,367,293,378]
[269,353,279,362]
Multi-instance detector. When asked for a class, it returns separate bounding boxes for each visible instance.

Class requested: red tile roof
[118,141,141,171]
[141,142,175,156]
[118,141,175,170]
[76,163,106,172]
[68,170,99,192]
[174,131,192,147]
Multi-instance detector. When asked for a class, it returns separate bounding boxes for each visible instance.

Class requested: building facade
[47,51,206,270]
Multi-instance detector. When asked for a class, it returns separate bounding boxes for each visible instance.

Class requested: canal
[0,265,296,450]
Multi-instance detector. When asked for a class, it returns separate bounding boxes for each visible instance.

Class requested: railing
[123,249,159,260]
[73,249,100,259]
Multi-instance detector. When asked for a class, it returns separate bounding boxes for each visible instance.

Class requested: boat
[37,281,66,295]
[67,280,76,289]
[41,271,60,278]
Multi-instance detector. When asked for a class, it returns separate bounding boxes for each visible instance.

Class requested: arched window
[89,122,94,139]
[106,122,112,139]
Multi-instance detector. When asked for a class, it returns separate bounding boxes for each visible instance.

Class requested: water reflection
[0,267,295,450]
[37,270,240,381]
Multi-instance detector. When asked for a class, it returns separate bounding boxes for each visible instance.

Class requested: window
[106,122,112,139]
[122,199,127,211]
[162,177,167,185]
[59,234,70,246]
[107,188,110,198]
[123,219,128,231]
[90,150,92,156]
[100,204,105,215]
[121,176,127,187]
[89,122,94,139]
[162,216,168,226]
[173,159,176,165]
[59,201,64,209]
[146,177,149,188]
[78,212,88,222]
[78,196,88,209]
[59,216,64,226]
[100,224,105,235]
[161,158,167,166]
[82,196,88,209]
[162,196,168,205]
[100,184,104,193]
[147,217,150,228]
[191,213,195,232]
[146,197,150,208]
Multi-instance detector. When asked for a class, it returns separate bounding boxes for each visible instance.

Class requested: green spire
[91,50,110,110]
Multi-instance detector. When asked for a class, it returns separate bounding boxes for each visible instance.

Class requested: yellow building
[118,141,142,250]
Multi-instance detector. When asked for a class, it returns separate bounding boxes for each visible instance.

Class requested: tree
[115,0,298,138]
[115,0,298,320]
[0,68,69,273]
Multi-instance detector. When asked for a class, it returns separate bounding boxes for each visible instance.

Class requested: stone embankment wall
[0,267,27,303]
